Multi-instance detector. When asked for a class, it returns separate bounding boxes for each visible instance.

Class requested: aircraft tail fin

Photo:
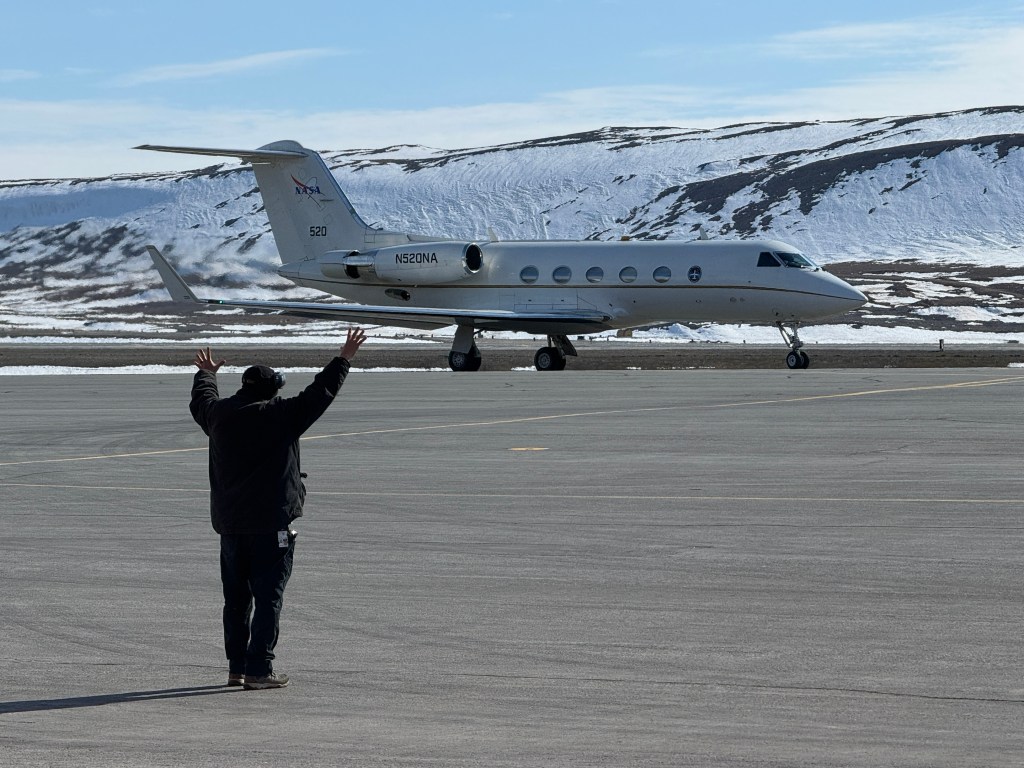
[137,141,412,263]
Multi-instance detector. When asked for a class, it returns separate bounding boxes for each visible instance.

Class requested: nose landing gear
[777,322,810,369]
[786,349,810,369]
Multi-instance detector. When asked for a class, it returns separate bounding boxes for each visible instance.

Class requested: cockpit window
[775,251,819,270]
[758,252,781,267]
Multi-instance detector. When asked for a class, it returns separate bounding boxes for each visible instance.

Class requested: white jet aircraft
[139,140,867,371]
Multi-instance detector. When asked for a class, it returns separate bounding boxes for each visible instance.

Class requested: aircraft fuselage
[278,238,865,330]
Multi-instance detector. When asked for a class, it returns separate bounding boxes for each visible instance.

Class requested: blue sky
[2,0,1022,179]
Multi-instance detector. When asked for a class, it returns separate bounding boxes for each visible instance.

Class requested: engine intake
[320,242,484,284]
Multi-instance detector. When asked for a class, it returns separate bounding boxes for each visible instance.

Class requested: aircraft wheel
[449,346,482,372]
[535,347,567,371]
[785,350,811,370]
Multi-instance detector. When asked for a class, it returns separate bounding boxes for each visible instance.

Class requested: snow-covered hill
[1,106,1022,344]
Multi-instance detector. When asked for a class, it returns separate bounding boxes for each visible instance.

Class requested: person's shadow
[0,685,241,713]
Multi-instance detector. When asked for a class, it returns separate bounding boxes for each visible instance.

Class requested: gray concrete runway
[1,368,1022,767]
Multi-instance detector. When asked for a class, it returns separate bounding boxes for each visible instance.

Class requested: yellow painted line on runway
[0,375,1018,468]
[308,490,1024,505]
[0,481,1020,506]
[1,481,205,493]
[0,446,207,467]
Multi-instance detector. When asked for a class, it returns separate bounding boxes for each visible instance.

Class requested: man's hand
[340,327,367,361]
[195,347,226,373]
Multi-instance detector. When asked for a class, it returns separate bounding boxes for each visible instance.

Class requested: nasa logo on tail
[291,174,325,207]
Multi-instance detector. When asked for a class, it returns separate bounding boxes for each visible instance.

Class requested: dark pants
[219,531,295,677]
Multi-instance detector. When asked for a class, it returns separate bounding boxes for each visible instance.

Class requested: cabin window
[553,265,572,284]
[619,266,638,283]
[520,265,539,284]
[586,266,604,283]
[775,251,819,270]
[653,266,671,283]
[758,252,781,267]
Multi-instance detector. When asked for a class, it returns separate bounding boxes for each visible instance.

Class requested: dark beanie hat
[241,365,285,394]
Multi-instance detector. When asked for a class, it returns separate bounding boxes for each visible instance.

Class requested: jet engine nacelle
[320,242,484,284]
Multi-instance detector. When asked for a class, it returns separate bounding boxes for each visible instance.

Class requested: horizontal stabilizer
[135,144,306,163]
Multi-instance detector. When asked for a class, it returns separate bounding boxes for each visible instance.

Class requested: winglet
[146,246,200,303]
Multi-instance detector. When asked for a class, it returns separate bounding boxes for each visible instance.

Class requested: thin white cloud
[111,48,344,86]
[736,24,1024,120]
[637,15,1024,122]
[765,20,958,60]
[0,69,39,83]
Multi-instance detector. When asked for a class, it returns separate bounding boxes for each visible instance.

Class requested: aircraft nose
[838,282,868,307]
[821,272,868,308]
[803,273,868,320]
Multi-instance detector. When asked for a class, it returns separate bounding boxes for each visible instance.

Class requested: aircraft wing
[146,246,613,334]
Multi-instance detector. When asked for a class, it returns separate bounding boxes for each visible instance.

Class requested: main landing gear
[446,328,578,372]
[776,321,810,369]
[448,345,482,372]
[448,325,482,371]
[533,335,576,371]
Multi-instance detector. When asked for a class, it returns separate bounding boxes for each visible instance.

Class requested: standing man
[190,327,366,690]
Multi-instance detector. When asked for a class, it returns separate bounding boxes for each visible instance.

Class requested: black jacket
[189,357,350,534]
